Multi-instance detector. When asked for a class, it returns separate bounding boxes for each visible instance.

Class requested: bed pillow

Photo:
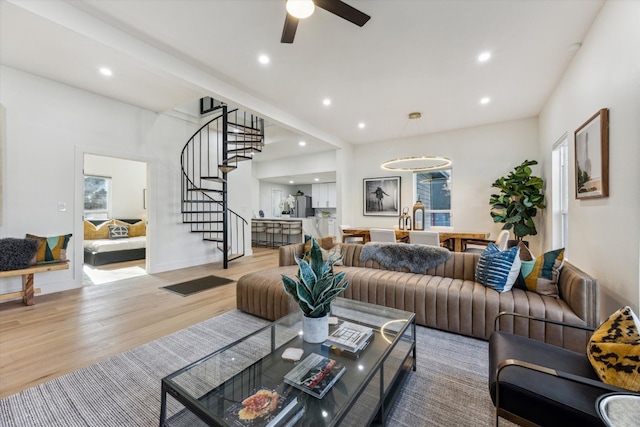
[25,233,72,264]
[84,219,113,240]
[475,243,521,293]
[108,225,129,239]
[114,220,146,237]
[0,238,40,270]
[587,306,640,391]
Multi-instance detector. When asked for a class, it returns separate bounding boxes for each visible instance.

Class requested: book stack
[284,353,346,399]
[223,382,304,427]
[323,321,374,358]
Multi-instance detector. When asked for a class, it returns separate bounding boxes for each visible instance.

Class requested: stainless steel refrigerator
[294,195,314,218]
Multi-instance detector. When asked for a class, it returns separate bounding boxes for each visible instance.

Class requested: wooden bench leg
[22,273,35,306]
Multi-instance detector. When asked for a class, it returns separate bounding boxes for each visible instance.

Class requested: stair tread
[187,188,224,193]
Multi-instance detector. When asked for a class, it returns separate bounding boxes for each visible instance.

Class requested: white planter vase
[281,214,291,219]
[302,313,329,343]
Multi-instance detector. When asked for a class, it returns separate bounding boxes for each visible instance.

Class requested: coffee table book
[325,321,373,352]
[324,333,374,360]
[223,382,300,427]
[283,353,346,399]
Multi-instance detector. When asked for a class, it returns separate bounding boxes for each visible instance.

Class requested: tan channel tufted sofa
[237,242,599,352]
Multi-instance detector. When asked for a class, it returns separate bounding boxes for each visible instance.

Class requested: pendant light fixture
[381,112,452,172]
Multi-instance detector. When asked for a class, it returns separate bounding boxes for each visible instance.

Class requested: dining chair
[465,229,510,253]
[369,228,398,243]
[409,230,440,246]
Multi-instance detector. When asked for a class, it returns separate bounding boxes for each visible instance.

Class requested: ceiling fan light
[286,0,315,19]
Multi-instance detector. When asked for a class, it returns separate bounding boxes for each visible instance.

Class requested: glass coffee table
[160,298,416,426]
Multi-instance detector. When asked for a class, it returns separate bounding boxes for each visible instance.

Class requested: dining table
[341,227,490,252]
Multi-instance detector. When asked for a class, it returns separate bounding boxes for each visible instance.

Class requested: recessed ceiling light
[480,97,491,105]
[314,178,320,182]
[323,98,331,106]
[99,67,113,76]
[298,141,306,146]
[258,54,270,64]
[289,180,294,184]
[358,122,365,129]
[478,51,491,62]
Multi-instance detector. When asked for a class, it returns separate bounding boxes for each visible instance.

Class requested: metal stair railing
[180,103,263,268]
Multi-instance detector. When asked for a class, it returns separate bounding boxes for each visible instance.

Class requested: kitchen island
[251,218,303,248]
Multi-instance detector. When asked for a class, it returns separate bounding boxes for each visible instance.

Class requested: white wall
[84,154,146,219]
[0,66,233,295]
[350,118,540,251]
[539,0,640,315]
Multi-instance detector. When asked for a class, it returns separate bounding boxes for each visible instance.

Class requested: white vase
[302,313,329,343]
[281,214,291,219]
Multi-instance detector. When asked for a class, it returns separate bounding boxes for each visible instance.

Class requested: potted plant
[280,194,295,218]
[281,239,349,343]
[489,159,546,243]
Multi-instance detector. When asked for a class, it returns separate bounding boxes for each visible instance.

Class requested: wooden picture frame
[363,176,401,216]
[574,108,609,199]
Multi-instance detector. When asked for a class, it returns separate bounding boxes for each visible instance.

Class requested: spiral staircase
[180,98,264,268]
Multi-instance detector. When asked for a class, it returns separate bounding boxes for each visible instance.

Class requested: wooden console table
[341,228,489,252]
[0,262,69,306]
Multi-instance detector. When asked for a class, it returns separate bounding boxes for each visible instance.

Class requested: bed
[83,218,146,266]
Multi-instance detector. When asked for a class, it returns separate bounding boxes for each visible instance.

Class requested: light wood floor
[0,247,279,399]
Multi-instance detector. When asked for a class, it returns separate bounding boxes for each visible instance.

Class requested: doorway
[82,154,149,285]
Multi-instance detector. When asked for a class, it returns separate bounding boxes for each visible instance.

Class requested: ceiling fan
[281,0,371,44]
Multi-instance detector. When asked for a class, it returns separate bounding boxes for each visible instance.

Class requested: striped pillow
[475,243,521,292]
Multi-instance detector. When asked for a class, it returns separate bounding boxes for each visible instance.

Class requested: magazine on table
[324,332,374,359]
[283,353,346,399]
[324,320,373,352]
[223,382,300,427]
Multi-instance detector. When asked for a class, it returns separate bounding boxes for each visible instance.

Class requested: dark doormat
[161,275,235,296]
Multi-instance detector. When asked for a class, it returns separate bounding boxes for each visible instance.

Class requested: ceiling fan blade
[281,14,299,43]
[314,0,371,27]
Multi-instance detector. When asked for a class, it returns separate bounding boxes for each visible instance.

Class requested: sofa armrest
[279,243,305,266]
[558,261,599,328]
[495,358,627,424]
[494,311,596,334]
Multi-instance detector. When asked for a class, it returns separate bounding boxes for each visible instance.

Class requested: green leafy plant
[281,240,348,318]
[489,159,546,241]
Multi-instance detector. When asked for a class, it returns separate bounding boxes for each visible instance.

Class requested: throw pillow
[114,219,146,237]
[83,219,113,240]
[108,225,129,239]
[587,306,640,392]
[303,235,343,265]
[0,238,40,270]
[515,247,565,297]
[25,233,72,264]
[475,243,521,293]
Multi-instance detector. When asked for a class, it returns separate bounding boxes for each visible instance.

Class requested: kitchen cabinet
[312,182,336,208]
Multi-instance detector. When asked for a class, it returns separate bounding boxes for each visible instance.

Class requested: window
[414,169,452,226]
[552,137,569,250]
[84,175,111,219]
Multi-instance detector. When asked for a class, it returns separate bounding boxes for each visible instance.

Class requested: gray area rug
[0,310,513,426]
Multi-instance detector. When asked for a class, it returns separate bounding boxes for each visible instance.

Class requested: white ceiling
[0,0,604,183]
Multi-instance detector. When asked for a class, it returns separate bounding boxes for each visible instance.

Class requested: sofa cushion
[515,247,565,297]
[25,233,72,264]
[108,225,129,239]
[0,238,40,270]
[303,235,342,265]
[475,243,521,292]
[587,306,640,392]
[114,219,146,237]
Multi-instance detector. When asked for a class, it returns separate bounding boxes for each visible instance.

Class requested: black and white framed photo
[363,176,401,216]
[574,108,609,199]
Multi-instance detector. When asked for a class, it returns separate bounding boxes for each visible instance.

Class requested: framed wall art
[574,108,609,199]
[363,176,401,216]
